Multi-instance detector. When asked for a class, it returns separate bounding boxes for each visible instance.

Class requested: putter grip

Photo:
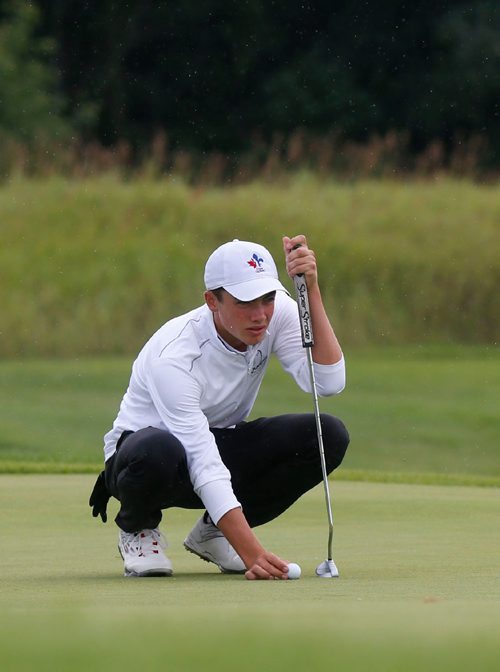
[292,244,314,348]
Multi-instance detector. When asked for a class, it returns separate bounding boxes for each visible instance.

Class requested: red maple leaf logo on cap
[247,253,263,269]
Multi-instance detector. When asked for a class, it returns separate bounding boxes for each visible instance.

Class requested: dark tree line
[1,0,499,165]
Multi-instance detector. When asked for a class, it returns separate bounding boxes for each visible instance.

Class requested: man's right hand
[216,507,290,580]
[244,550,290,581]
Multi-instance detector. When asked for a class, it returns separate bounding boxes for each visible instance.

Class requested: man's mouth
[247,326,266,336]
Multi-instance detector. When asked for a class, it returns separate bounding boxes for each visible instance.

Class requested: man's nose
[249,303,267,322]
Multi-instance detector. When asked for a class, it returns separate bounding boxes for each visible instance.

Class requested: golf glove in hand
[89,471,110,523]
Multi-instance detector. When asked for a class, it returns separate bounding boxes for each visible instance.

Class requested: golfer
[89,235,349,580]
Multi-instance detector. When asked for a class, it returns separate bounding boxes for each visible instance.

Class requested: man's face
[205,289,276,351]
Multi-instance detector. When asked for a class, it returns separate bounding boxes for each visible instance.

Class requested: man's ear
[204,290,218,313]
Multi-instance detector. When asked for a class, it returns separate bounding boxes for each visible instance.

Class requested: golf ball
[287,562,301,580]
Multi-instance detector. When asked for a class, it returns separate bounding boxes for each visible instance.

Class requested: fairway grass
[1,476,499,671]
[1,347,499,486]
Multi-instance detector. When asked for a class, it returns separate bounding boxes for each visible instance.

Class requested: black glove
[89,471,110,523]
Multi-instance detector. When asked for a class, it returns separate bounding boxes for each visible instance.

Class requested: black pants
[105,413,349,533]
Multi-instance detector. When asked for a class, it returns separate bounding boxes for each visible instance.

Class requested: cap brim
[223,278,288,301]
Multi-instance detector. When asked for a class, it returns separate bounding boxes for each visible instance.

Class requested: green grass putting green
[1,475,499,671]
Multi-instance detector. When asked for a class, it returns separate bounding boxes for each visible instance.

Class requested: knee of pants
[320,413,350,470]
[114,427,188,493]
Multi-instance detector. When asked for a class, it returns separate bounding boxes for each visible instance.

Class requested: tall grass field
[1,175,499,356]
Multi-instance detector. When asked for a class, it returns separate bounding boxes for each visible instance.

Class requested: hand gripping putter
[292,247,339,579]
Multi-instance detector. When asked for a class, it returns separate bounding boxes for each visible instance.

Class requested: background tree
[0,0,68,142]
[1,0,498,166]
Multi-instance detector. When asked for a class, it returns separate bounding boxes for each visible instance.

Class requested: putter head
[316,559,339,578]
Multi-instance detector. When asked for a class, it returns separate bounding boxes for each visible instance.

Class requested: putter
[292,246,339,578]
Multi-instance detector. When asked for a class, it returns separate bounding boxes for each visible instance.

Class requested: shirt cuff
[196,479,241,526]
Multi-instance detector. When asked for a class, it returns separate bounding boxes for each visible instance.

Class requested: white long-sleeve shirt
[103,290,345,524]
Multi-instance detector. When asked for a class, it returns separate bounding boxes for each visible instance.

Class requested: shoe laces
[121,528,167,557]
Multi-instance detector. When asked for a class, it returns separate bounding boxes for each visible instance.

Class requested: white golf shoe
[118,528,173,577]
[183,515,246,574]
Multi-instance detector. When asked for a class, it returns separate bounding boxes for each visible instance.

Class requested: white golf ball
[287,562,301,580]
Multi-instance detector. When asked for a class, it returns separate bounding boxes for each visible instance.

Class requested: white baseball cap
[204,239,287,301]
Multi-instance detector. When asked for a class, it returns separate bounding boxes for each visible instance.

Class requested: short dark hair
[210,287,225,301]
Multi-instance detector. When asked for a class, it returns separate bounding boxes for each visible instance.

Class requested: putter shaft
[293,266,336,567]
[306,347,334,561]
